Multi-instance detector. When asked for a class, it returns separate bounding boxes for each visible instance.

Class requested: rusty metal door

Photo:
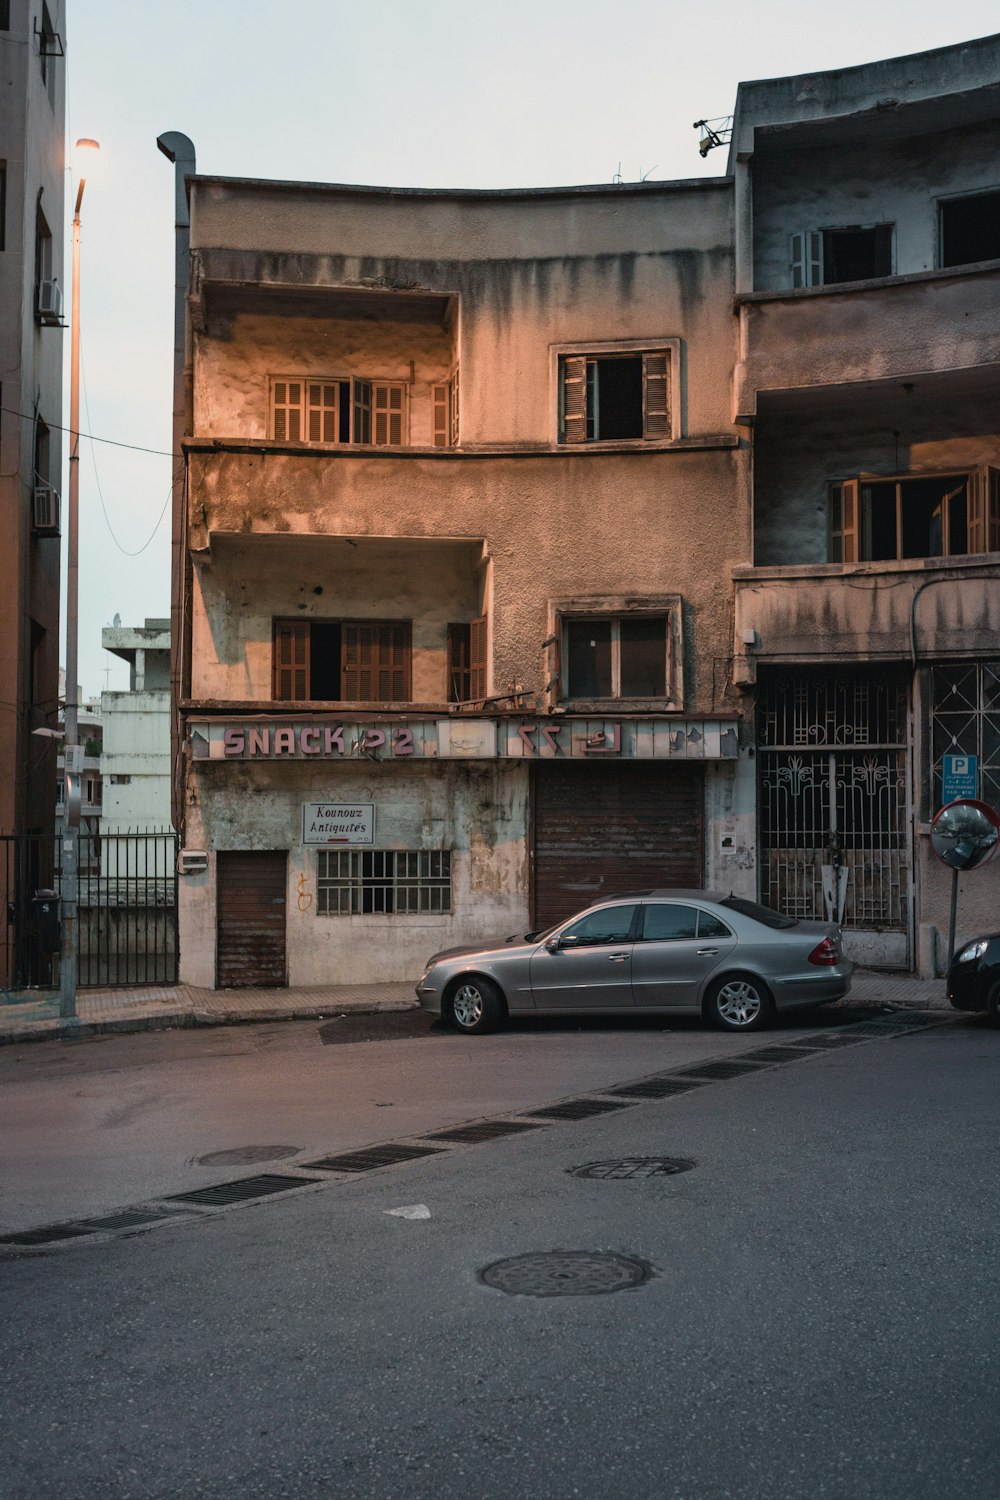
[216,851,287,988]
[531,763,703,931]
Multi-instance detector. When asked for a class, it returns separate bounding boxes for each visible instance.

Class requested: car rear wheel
[986,980,1000,1028]
[705,973,774,1032]
[446,976,505,1035]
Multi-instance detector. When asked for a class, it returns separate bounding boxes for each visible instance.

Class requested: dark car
[946,933,1000,1024]
[416,889,852,1034]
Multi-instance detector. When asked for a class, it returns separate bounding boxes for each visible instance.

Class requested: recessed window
[564,615,673,700]
[829,470,1000,562]
[940,189,1000,269]
[271,377,407,446]
[791,225,893,287]
[317,849,452,915]
[272,619,411,702]
[559,350,671,443]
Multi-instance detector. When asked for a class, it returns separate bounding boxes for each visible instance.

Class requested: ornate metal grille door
[758,671,911,965]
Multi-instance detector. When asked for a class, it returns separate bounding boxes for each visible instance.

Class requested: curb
[0,998,419,1046]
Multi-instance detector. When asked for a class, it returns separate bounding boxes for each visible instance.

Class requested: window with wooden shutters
[273,621,309,699]
[342,623,411,702]
[273,619,411,701]
[271,376,407,445]
[558,349,673,444]
[827,471,999,562]
[447,616,487,702]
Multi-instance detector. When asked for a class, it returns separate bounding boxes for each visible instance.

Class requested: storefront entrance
[216,851,288,987]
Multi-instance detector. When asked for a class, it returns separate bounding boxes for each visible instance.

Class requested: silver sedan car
[416,889,852,1034]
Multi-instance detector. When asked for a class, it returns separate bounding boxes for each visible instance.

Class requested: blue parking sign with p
[942,754,978,803]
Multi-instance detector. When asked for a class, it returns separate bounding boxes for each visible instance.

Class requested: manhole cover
[570,1157,695,1179]
[479,1250,652,1297]
[196,1145,301,1167]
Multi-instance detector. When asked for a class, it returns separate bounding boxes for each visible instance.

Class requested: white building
[100,618,173,838]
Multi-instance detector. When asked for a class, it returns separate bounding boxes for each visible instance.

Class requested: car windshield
[720,896,797,929]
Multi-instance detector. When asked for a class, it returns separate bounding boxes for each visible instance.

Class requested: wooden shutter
[828,480,859,563]
[447,623,470,702]
[272,380,302,442]
[469,614,487,700]
[373,383,405,446]
[306,381,339,443]
[560,355,588,443]
[642,353,670,439]
[352,379,372,444]
[432,384,449,448]
[342,623,411,702]
[970,468,1000,554]
[449,369,460,446]
[790,231,823,288]
[273,621,309,700]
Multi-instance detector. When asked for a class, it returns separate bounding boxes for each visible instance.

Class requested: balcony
[733,555,1000,671]
[735,261,1000,419]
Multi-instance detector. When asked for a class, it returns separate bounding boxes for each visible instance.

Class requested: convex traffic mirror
[930,798,1000,871]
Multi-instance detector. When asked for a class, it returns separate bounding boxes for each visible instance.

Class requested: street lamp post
[60,137,99,1021]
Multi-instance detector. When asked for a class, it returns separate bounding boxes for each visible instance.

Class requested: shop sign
[190,717,739,762]
[302,802,375,846]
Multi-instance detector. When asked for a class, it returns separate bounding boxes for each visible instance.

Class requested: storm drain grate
[74,1209,192,1232]
[525,1098,633,1121]
[479,1250,653,1297]
[0,1223,98,1246]
[740,1045,817,1063]
[164,1173,324,1207]
[304,1144,446,1173]
[789,1033,866,1049]
[671,1060,767,1081]
[607,1078,708,1099]
[570,1156,696,1180]
[424,1121,544,1144]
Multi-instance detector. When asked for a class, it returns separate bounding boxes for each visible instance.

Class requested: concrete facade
[730,34,1000,973]
[100,619,173,838]
[0,1,66,840]
[170,169,752,988]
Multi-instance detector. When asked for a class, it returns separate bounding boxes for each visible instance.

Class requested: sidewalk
[0,968,954,1045]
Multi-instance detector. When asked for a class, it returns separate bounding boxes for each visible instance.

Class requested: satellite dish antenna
[113,612,121,627]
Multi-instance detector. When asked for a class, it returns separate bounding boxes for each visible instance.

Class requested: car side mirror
[544,937,562,953]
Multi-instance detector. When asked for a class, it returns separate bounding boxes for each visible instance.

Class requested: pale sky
[66,0,1000,695]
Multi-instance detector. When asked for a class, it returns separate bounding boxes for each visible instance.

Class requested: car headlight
[956,938,988,963]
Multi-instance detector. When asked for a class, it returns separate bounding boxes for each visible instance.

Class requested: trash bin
[33,889,61,955]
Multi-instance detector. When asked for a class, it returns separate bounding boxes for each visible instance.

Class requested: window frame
[269,374,409,447]
[550,595,683,709]
[551,338,680,446]
[272,617,413,703]
[790,223,895,288]
[937,185,1000,270]
[447,616,487,703]
[827,467,1000,563]
[432,367,460,449]
[316,848,452,916]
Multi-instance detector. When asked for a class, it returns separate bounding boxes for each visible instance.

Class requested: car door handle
[697,947,719,955]
[607,953,629,962]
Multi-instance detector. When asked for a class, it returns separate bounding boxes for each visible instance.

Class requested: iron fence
[1,829,178,991]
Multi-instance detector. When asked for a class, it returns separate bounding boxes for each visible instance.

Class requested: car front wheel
[986,980,1000,1028]
[705,974,774,1032]
[446,976,504,1035]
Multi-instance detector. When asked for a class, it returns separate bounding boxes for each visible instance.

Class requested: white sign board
[302,802,375,847]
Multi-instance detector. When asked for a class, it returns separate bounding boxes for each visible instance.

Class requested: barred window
[317,850,452,915]
[931,662,1000,813]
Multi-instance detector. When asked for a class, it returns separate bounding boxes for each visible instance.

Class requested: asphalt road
[2,1009,997,1499]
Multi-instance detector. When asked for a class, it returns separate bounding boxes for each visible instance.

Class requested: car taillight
[808,936,840,966]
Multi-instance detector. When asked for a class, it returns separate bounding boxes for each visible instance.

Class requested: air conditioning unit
[36,279,63,325]
[33,485,60,534]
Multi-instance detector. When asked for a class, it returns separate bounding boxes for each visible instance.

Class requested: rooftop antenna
[693,117,733,157]
[612,162,624,185]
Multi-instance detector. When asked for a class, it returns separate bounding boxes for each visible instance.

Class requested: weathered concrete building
[0,2,66,843]
[100,618,173,840]
[164,155,752,987]
[730,33,1000,971]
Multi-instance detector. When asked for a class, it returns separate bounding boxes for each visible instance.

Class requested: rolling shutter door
[217,851,288,987]
[532,763,703,930]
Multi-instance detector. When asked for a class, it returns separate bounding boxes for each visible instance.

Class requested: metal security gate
[216,851,288,988]
[758,670,912,968]
[1,830,179,990]
[532,763,703,931]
